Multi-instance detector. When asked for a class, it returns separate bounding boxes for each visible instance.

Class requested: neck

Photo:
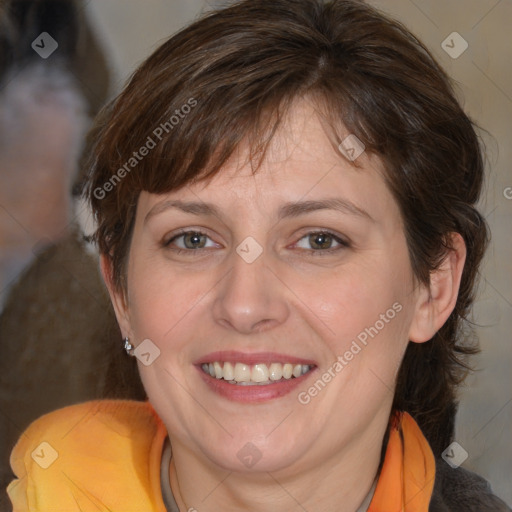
[168,417,386,512]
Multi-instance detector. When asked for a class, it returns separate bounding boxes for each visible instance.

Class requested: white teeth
[201,361,312,384]
[223,362,234,381]
[269,363,283,381]
[234,363,251,382]
[282,363,293,379]
[251,364,270,382]
[214,361,223,379]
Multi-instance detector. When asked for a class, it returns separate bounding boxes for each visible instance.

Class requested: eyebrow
[144,197,374,224]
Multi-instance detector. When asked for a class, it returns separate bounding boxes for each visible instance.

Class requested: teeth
[251,364,270,382]
[213,361,223,379]
[201,361,312,384]
[234,363,251,382]
[269,363,283,381]
[223,361,234,381]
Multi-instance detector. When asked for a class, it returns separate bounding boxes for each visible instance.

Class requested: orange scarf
[369,411,436,511]
[7,400,435,511]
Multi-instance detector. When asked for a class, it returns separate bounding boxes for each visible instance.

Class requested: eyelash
[163,229,350,256]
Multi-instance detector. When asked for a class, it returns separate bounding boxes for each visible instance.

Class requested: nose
[211,247,289,335]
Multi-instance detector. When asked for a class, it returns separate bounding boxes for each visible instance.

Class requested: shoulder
[430,457,511,512]
[7,399,168,512]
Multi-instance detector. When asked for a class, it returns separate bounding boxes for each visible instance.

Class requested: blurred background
[0,0,510,508]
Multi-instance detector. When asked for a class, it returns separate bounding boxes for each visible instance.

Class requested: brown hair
[84,0,488,456]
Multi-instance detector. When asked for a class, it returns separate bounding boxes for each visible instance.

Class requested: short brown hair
[84,0,488,455]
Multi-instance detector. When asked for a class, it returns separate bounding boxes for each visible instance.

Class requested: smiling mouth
[201,361,314,385]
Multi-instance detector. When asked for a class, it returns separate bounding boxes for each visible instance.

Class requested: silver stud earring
[123,337,135,356]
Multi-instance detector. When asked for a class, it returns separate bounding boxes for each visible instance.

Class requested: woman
[7,0,511,510]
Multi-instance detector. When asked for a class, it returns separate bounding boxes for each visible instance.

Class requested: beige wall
[369,1,512,504]
[85,0,512,504]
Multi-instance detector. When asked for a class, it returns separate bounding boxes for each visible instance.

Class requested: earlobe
[408,233,467,343]
[99,254,132,338]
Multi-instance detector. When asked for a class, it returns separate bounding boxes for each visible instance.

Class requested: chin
[197,433,306,475]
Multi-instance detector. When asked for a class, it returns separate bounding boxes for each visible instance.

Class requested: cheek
[126,255,185,341]
[311,262,406,335]
[126,255,218,364]
[300,257,413,387]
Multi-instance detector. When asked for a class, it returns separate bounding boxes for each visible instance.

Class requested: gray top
[159,436,376,512]
[160,437,180,512]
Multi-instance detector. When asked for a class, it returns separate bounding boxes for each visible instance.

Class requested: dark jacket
[430,458,511,511]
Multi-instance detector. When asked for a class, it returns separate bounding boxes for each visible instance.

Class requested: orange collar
[8,401,435,511]
[368,411,436,512]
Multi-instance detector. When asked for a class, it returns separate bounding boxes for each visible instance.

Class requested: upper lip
[195,351,316,366]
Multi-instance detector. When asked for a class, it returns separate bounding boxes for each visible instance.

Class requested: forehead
[138,99,400,226]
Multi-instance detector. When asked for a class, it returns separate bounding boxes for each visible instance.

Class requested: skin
[103,98,466,512]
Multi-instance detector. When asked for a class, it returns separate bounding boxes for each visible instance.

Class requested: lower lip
[196,366,316,403]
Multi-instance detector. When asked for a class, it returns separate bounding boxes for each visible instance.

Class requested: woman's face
[109,99,426,475]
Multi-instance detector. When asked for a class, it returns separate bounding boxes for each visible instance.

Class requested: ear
[408,233,466,343]
[100,254,133,339]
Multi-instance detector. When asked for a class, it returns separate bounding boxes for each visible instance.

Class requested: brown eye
[309,232,334,250]
[294,231,349,255]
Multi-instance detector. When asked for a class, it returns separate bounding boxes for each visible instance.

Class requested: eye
[293,231,349,255]
[163,230,218,253]
[163,229,350,256]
